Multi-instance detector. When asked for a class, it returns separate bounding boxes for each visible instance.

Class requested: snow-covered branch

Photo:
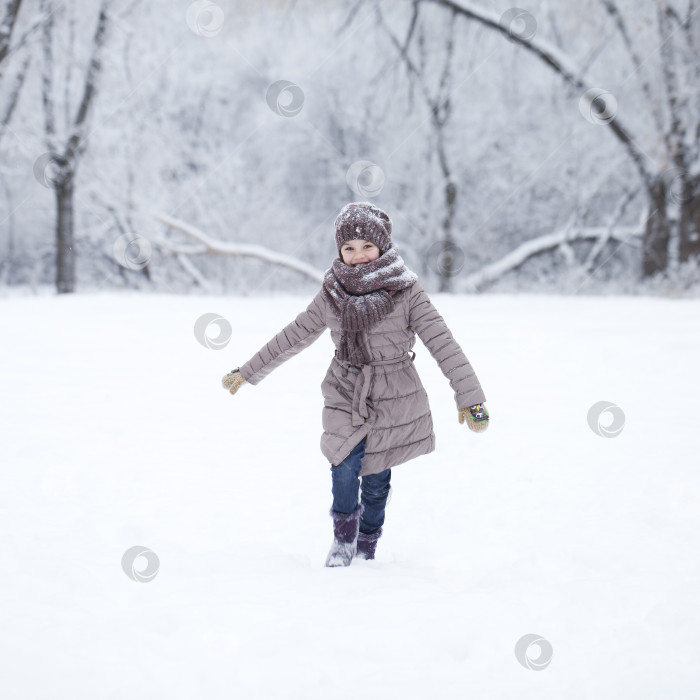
[152,212,326,284]
[65,0,111,163]
[0,0,23,66]
[154,212,643,294]
[597,0,665,139]
[423,0,655,186]
[463,223,644,291]
[0,51,30,151]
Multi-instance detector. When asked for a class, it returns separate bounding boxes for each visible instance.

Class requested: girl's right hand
[222,369,246,396]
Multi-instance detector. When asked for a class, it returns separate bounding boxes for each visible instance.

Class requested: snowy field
[1,289,699,699]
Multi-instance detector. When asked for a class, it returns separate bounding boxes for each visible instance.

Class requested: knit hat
[334,202,393,257]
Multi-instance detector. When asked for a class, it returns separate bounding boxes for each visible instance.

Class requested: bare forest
[1,0,699,296]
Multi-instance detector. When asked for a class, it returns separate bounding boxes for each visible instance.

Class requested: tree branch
[597,0,666,140]
[152,212,326,284]
[65,0,111,165]
[0,0,23,66]
[0,50,30,150]
[422,0,655,186]
[463,223,644,291]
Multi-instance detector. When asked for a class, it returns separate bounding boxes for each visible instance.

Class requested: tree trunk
[56,176,75,294]
[39,0,111,294]
[679,173,700,264]
[644,170,700,278]
[438,180,457,292]
[642,177,669,278]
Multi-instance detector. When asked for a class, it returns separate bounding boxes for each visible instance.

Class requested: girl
[222,202,489,567]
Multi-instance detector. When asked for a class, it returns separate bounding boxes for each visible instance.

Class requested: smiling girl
[222,202,489,567]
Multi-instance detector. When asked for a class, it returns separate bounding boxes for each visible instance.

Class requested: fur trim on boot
[356,527,383,560]
[325,503,364,568]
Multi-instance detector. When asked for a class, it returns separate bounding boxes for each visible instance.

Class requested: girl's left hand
[458,403,489,433]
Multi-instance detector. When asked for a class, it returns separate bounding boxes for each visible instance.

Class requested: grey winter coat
[238,280,486,476]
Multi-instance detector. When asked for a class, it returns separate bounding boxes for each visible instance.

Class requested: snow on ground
[1,290,699,699]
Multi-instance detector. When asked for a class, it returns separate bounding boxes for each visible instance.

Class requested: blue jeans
[330,436,391,535]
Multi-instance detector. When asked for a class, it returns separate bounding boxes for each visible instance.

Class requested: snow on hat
[334,202,393,257]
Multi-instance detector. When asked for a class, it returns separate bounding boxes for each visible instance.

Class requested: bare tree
[421,0,700,279]
[0,0,23,68]
[38,0,112,293]
[374,0,462,292]
[0,0,31,284]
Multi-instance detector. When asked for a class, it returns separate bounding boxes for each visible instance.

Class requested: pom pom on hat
[335,202,393,256]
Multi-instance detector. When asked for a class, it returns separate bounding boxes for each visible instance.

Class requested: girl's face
[341,239,381,266]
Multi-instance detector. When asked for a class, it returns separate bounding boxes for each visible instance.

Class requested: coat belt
[338,350,416,427]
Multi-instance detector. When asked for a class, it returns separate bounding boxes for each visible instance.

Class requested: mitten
[221,367,246,396]
[458,403,489,433]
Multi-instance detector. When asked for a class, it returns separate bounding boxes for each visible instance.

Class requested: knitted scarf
[321,245,418,366]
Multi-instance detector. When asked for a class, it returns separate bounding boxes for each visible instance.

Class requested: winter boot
[325,503,364,567]
[356,527,382,560]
